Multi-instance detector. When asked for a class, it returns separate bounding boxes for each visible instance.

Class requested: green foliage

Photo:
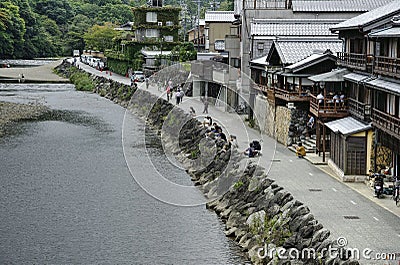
[190,149,200,159]
[0,2,26,58]
[69,69,95,91]
[234,180,244,189]
[249,213,292,248]
[84,22,121,51]
[171,42,196,62]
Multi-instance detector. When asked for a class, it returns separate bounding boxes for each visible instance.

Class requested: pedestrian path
[75,61,400,264]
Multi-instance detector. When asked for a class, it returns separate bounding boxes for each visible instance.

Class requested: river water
[0,83,248,264]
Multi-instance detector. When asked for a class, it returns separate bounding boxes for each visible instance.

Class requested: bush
[70,71,95,91]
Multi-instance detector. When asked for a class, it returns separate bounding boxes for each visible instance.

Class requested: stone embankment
[0,101,49,137]
[56,62,358,265]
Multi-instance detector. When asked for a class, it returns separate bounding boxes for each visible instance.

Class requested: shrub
[70,71,95,91]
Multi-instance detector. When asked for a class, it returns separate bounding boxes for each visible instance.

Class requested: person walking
[166,86,171,101]
[202,97,209,114]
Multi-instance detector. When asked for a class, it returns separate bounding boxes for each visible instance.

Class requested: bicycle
[392,177,400,206]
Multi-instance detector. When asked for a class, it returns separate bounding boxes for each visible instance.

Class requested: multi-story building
[326,0,400,178]
[233,0,395,128]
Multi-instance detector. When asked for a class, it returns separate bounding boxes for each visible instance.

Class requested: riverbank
[0,101,49,137]
[0,59,69,83]
[56,61,359,265]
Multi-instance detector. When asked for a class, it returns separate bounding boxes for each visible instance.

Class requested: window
[145,29,159,38]
[164,35,173,42]
[146,12,157,22]
[387,94,396,115]
[397,38,400,58]
[214,40,225,51]
[230,58,240,68]
[257,43,264,50]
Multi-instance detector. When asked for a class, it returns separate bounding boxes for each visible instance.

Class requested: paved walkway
[75,60,400,264]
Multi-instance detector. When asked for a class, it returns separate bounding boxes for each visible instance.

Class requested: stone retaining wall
[56,62,358,265]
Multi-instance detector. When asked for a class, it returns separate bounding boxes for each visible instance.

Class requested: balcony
[337,52,372,71]
[374,56,400,78]
[372,108,400,139]
[310,94,349,119]
[348,98,371,121]
[274,87,310,102]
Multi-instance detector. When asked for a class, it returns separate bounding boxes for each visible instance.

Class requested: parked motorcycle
[372,173,384,198]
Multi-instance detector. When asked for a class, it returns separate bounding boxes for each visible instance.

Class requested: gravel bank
[0,101,49,136]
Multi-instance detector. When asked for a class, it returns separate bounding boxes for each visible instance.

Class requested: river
[0,83,248,264]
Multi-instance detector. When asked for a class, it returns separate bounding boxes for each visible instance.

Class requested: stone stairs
[290,135,316,153]
[302,135,317,153]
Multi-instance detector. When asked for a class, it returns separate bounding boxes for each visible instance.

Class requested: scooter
[373,173,384,198]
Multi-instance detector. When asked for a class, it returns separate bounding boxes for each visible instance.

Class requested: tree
[0,2,26,58]
[0,9,9,30]
[171,42,197,62]
[32,0,73,26]
[84,22,121,51]
[97,4,134,24]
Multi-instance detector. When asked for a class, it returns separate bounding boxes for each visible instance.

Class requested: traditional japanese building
[326,0,400,179]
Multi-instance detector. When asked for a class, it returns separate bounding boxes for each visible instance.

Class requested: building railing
[348,98,371,121]
[374,55,400,78]
[309,94,349,118]
[274,87,310,101]
[372,108,400,138]
[337,52,371,71]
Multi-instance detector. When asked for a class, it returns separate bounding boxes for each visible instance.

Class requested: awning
[325,117,372,136]
[308,68,350,82]
[343,72,370,83]
[364,78,400,94]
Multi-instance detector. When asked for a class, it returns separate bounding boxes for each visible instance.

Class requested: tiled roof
[369,27,400,37]
[365,77,400,95]
[330,0,400,31]
[292,0,394,12]
[251,19,343,36]
[250,55,269,66]
[285,51,335,71]
[205,11,235,22]
[325,117,371,136]
[272,40,342,64]
[343,72,370,82]
[308,68,350,82]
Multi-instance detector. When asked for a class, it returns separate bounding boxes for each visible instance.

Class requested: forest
[0,0,233,59]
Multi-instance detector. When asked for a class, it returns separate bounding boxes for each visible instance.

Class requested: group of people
[316,90,346,108]
[202,116,238,151]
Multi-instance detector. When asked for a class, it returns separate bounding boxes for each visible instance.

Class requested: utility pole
[193,0,201,52]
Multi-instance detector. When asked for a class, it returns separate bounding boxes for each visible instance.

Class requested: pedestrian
[189,106,196,116]
[145,77,149,89]
[202,97,209,114]
[229,135,238,149]
[176,89,181,105]
[166,86,171,101]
